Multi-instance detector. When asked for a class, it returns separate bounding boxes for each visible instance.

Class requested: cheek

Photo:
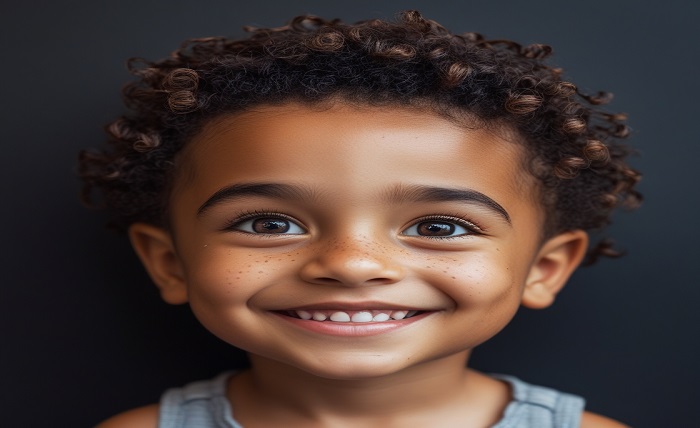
[421,253,523,308]
[421,252,528,346]
[183,249,287,307]
[181,250,296,346]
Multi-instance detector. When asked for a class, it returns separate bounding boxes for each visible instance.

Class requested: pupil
[418,222,454,236]
[253,219,289,233]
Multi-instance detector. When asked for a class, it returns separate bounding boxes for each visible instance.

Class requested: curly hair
[79,10,641,264]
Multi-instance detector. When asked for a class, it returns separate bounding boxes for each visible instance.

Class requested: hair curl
[79,10,641,264]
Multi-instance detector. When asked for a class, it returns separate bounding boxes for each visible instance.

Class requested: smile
[274,309,433,337]
[284,309,422,323]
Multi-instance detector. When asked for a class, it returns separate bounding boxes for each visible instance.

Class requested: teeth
[330,311,351,322]
[351,311,373,323]
[372,313,390,322]
[391,311,408,320]
[296,310,312,320]
[291,309,421,322]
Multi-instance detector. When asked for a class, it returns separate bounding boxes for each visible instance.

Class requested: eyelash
[222,211,484,238]
[222,210,306,235]
[403,214,484,239]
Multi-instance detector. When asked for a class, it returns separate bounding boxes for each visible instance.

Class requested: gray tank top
[158,372,584,427]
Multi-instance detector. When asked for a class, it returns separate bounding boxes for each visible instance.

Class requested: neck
[228,351,506,426]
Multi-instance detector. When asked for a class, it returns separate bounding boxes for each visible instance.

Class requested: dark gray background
[2,1,698,426]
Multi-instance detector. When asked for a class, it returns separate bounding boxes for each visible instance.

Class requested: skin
[98,104,627,427]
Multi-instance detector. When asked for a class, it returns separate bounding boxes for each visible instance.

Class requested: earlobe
[521,230,588,310]
[128,223,189,305]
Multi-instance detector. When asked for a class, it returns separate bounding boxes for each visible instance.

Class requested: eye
[402,216,478,238]
[231,214,306,235]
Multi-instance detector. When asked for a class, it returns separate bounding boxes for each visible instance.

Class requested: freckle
[238,271,242,274]
[264,260,269,263]
[258,271,263,274]
[451,276,456,279]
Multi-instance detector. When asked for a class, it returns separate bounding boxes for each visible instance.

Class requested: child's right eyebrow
[196,182,511,225]
[197,182,319,216]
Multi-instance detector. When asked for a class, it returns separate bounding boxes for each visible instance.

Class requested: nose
[299,236,405,287]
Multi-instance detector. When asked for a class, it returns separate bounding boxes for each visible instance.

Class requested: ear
[128,223,188,305]
[521,230,588,309]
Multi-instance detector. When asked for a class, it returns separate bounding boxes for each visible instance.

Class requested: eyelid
[222,210,307,235]
[401,215,484,238]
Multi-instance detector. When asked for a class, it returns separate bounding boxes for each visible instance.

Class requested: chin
[287,353,419,380]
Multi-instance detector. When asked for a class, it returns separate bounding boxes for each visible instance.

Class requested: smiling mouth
[280,309,425,323]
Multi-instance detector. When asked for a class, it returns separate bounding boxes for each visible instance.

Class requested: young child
[81,11,639,428]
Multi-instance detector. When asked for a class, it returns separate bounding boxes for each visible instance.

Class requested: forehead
[173,103,539,219]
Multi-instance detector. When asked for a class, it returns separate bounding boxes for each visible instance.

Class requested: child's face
[133,103,586,379]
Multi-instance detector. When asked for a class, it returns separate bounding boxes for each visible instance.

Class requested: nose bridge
[299,230,404,287]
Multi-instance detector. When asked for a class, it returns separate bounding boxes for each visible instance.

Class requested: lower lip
[273,311,433,337]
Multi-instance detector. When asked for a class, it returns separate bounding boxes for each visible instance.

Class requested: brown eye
[416,222,455,236]
[232,215,306,235]
[252,218,291,233]
[402,217,472,238]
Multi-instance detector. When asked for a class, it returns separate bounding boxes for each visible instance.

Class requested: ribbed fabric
[491,374,585,428]
[158,372,584,428]
[158,372,241,428]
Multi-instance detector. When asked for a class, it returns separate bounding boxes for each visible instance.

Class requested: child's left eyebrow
[383,184,511,225]
[196,182,511,225]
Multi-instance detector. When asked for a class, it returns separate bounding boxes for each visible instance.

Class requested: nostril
[311,276,394,286]
[299,257,404,286]
[365,278,394,285]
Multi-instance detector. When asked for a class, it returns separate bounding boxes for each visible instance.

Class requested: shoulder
[493,374,628,427]
[580,411,630,428]
[94,404,159,428]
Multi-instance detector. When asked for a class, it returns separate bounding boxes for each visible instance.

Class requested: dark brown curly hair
[79,10,641,264]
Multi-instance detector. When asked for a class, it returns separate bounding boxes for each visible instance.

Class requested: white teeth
[351,311,373,323]
[372,313,390,322]
[312,312,328,321]
[330,311,351,322]
[294,311,312,320]
[296,310,312,320]
[391,311,408,320]
[293,310,420,322]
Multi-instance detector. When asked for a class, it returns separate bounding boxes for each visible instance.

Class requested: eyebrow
[384,184,511,224]
[197,182,511,224]
[197,182,316,216]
